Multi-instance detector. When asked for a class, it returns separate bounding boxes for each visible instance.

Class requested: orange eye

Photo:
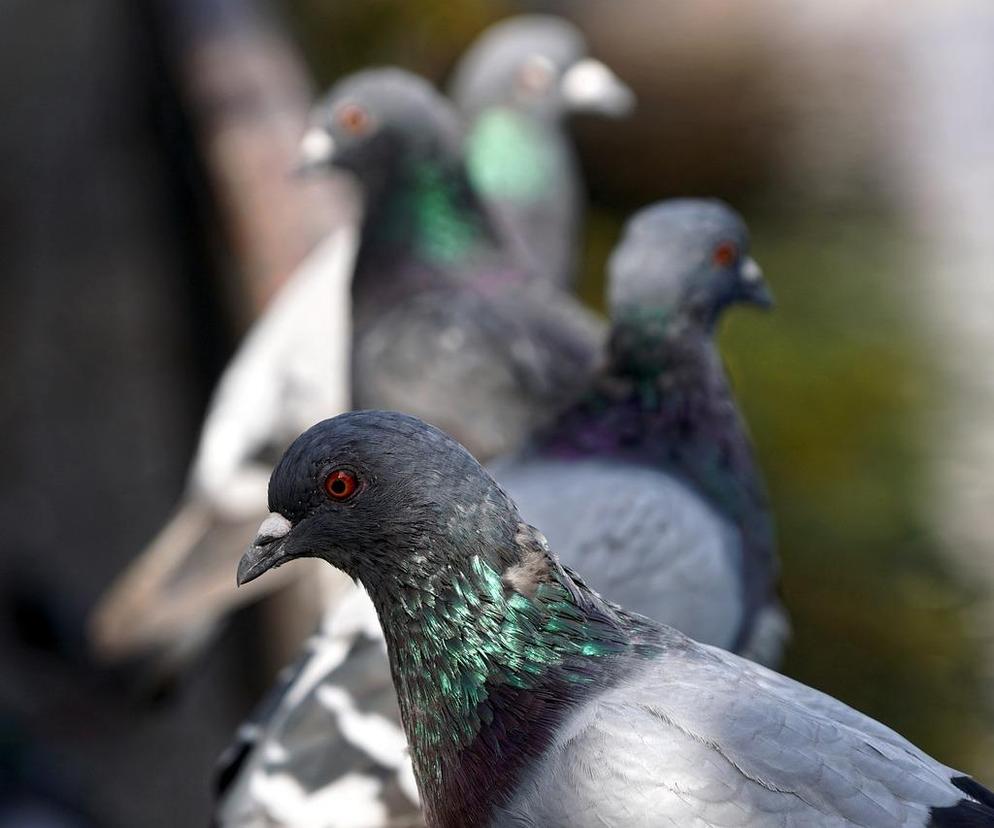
[324,469,358,501]
[336,103,370,135]
[713,241,738,268]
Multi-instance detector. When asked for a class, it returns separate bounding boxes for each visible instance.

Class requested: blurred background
[2,0,993,825]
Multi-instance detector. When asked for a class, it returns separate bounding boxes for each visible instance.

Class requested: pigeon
[212,199,785,826]
[450,15,635,288]
[236,410,994,828]
[92,65,606,670]
[297,67,605,460]
[89,228,358,670]
[495,198,786,665]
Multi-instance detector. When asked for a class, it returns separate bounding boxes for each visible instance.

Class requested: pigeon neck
[358,154,499,275]
[541,310,766,529]
[538,309,777,648]
[607,308,721,380]
[466,106,560,205]
[367,532,633,828]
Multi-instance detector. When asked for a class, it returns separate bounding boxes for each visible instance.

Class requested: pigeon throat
[606,307,725,382]
[361,158,498,272]
[466,107,557,203]
[368,538,632,827]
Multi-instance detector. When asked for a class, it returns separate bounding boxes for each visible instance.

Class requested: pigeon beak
[293,127,336,176]
[738,257,774,309]
[237,513,294,586]
[560,58,635,117]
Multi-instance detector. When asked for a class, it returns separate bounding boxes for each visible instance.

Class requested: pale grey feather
[353,285,604,461]
[492,458,745,649]
[500,637,972,827]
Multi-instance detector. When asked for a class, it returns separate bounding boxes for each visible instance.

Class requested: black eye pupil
[331,480,346,494]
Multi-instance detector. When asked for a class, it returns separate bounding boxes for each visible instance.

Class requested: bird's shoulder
[499,634,982,827]
[495,457,745,648]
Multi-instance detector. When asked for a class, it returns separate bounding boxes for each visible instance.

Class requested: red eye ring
[336,103,370,135]
[713,240,739,268]
[517,55,555,94]
[324,469,358,501]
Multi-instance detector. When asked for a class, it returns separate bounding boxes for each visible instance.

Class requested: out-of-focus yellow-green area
[285,0,994,779]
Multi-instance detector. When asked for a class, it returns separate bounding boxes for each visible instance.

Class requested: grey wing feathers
[493,458,748,654]
[353,287,603,461]
[506,639,985,827]
[214,588,421,828]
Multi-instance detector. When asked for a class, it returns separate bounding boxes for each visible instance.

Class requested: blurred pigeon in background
[89,229,357,675]
[298,67,605,460]
[214,199,785,826]
[450,15,634,287]
[497,198,786,665]
[235,410,994,828]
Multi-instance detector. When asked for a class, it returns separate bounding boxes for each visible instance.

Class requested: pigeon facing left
[237,410,994,828]
[450,15,634,287]
[299,68,605,461]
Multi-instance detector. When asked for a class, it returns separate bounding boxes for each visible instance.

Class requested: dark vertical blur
[0,0,253,824]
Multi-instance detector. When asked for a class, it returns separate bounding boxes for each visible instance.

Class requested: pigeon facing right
[450,15,634,287]
[496,198,786,665]
[238,410,994,828]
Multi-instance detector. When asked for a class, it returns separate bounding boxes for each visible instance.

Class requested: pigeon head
[237,411,521,592]
[449,15,634,121]
[297,69,464,188]
[608,199,773,332]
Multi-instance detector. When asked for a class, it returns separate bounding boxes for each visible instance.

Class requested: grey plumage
[301,67,604,461]
[231,410,994,827]
[451,15,634,288]
[498,199,785,663]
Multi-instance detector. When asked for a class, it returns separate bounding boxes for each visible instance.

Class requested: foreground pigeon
[237,410,994,828]
[213,199,785,825]
[450,15,634,287]
[298,67,604,461]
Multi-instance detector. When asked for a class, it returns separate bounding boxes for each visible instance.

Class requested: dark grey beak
[237,513,294,586]
[738,257,774,309]
[292,127,336,176]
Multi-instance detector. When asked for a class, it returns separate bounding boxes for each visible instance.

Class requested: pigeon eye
[713,241,738,268]
[336,103,370,135]
[324,469,358,501]
[517,56,555,94]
